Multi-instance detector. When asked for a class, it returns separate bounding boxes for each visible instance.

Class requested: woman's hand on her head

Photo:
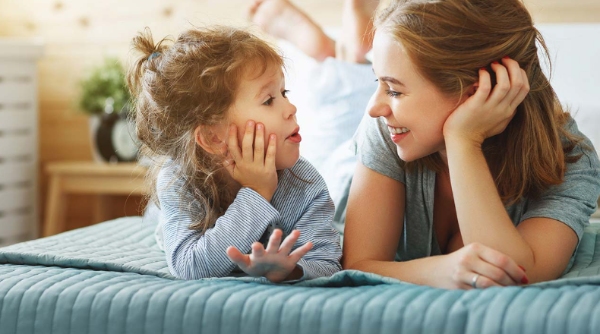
[442,57,530,147]
[226,229,313,283]
[224,120,278,201]
[441,242,529,289]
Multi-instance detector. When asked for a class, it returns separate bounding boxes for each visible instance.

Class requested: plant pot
[88,112,139,163]
[88,115,105,163]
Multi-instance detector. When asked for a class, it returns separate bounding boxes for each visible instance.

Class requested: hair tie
[148,52,161,61]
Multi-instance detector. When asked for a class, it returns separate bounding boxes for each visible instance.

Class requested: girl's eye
[282,89,290,98]
[263,96,274,106]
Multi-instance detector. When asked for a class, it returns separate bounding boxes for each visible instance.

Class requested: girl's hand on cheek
[226,229,313,283]
[224,120,278,201]
[443,57,530,147]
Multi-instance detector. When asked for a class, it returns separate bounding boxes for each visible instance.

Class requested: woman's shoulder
[563,115,600,162]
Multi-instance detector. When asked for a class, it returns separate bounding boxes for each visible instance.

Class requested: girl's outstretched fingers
[265,229,283,254]
[251,242,266,257]
[289,240,313,263]
[226,246,250,268]
[279,230,301,254]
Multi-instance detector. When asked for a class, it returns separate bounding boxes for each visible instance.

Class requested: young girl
[127,26,342,282]
[343,0,600,289]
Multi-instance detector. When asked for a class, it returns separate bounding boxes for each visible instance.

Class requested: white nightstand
[0,39,43,247]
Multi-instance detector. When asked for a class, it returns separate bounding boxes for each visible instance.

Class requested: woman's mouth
[388,126,410,134]
[388,126,410,142]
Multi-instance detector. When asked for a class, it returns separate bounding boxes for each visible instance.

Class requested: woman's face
[368,30,462,162]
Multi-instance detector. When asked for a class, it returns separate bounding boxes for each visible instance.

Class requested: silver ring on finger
[471,274,480,289]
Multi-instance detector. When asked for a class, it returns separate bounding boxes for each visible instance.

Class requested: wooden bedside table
[43,161,149,236]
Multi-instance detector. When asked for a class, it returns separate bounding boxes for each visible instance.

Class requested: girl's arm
[343,162,526,289]
[159,170,281,279]
[226,162,343,282]
[292,184,342,280]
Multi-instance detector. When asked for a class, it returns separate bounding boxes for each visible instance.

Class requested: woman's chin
[396,148,416,162]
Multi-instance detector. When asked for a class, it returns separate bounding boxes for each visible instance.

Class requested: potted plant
[78,57,139,163]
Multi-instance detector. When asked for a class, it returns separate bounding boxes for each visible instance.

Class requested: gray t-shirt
[354,114,600,262]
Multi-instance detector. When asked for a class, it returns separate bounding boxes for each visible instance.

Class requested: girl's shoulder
[157,159,181,183]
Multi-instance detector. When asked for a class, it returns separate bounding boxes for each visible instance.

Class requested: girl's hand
[443,57,530,147]
[224,120,278,201]
[226,229,313,283]
[440,242,528,289]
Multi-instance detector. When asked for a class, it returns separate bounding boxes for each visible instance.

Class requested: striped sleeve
[276,158,342,280]
[293,186,342,280]
[158,168,280,279]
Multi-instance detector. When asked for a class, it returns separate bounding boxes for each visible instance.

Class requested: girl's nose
[285,100,297,119]
[367,90,390,118]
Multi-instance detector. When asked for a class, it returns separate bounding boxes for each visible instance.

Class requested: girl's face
[368,30,462,162]
[227,63,300,170]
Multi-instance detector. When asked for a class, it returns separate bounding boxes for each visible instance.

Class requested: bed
[1,23,599,333]
[2,217,600,334]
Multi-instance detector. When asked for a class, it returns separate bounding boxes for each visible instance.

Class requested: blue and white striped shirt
[155,157,342,281]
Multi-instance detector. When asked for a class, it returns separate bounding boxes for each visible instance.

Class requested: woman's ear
[467,82,479,97]
[194,125,226,155]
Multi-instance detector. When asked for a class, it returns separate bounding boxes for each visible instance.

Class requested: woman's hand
[226,229,313,283]
[442,57,530,147]
[440,242,528,289]
[224,120,278,201]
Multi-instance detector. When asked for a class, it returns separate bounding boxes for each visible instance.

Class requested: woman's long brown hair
[376,0,583,204]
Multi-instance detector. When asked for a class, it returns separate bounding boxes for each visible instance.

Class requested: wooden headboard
[0,0,597,231]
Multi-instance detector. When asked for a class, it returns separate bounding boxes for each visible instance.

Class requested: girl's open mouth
[286,128,302,143]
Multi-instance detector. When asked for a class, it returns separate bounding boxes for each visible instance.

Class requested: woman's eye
[386,90,401,98]
[263,96,274,106]
[282,89,290,98]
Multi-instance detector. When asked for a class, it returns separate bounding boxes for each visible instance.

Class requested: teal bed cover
[2,217,600,334]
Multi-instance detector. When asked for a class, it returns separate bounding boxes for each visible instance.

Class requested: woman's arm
[342,162,404,270]
[442,58,580,283]
[344,162,527,288]
[343,162,450,286]
[444,138,577,282]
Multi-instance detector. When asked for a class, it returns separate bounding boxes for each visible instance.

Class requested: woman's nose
[367,90,390,118]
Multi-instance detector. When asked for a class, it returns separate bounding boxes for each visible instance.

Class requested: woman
[343,0,600,289]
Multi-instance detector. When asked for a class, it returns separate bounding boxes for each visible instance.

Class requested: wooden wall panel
[0,0,598,233]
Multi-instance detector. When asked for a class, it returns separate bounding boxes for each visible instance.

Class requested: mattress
[2,217,600,334]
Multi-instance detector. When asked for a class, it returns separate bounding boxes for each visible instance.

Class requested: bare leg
[248,0,336,61]
[337,0,379,63]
